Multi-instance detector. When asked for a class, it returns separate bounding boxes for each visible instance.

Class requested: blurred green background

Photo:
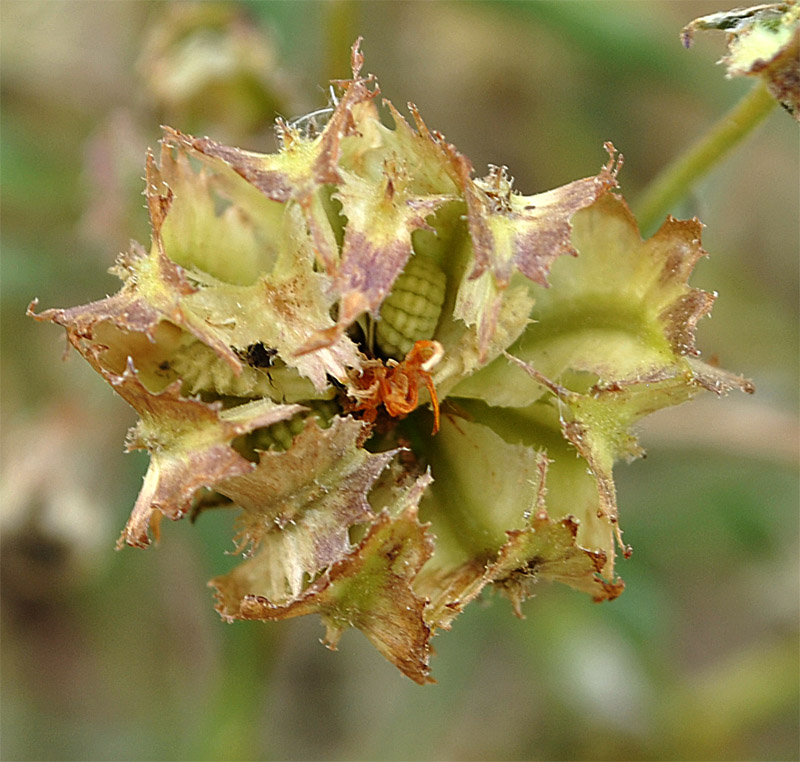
[1,2,797,760]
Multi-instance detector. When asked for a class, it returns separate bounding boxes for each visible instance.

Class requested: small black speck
[236,343,278,368]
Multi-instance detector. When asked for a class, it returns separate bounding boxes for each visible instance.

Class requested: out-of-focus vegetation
[1,2,797,760]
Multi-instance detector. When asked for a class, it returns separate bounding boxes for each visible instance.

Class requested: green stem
[636,81,777,234]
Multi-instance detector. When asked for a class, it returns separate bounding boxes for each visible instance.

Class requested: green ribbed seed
[169,339,323,403]
[249,399,340,452]
[172,340,277,398]
[376,254,446,359]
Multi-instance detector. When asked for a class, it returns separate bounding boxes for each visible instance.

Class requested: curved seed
[248,399,341,453]
[170,340,322,403]
[376,254,446,359]
[172,340,277,398]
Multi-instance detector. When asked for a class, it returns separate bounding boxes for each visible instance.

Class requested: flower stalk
[636,81,776,234]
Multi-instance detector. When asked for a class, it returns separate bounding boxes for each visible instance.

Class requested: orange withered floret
[350,340,443,433]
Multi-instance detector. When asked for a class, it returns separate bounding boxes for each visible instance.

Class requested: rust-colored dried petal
[217,417,396,598]
[110,359,302,547]
[453,144,622,360]
[490,514,625,615]
[212,473,435,684]
[466,146,622,286]
[332,162,452,328]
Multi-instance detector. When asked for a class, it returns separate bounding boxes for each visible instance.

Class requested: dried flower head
[31,40,752,682]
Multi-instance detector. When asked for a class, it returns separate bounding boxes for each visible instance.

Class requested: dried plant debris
[683,2,800,119]
[31,40,753,683]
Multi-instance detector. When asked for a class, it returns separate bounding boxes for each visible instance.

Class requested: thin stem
[636,81,777,234]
